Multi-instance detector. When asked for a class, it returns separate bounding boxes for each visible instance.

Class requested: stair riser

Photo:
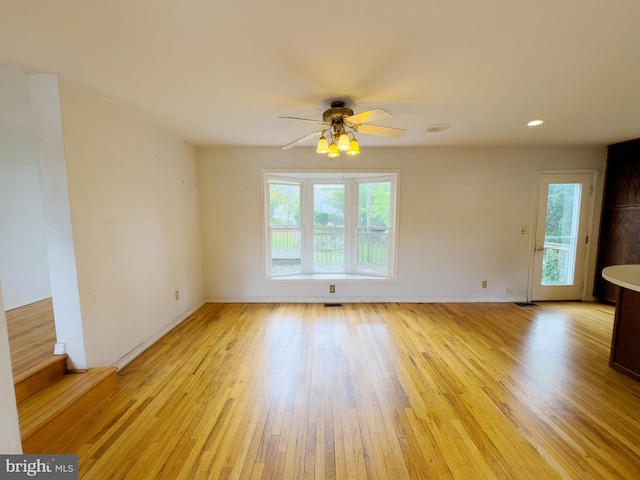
[14,357,68,403]
[21,370,117,453]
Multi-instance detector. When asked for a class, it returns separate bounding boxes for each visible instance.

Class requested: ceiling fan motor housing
[323,100,354,125]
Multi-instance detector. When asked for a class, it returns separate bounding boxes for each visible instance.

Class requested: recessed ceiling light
[422,123,450,133]
[527,119,545,127]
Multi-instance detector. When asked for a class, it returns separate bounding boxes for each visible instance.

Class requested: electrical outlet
[482,280,487,288]
[329,285,335,293]
[507,287,515,293]
[175,290,180,300]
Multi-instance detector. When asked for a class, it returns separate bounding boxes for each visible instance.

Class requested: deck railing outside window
[542,236,574,285]
[271,230,389,276]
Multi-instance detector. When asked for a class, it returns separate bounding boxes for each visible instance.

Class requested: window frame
[263,170,399,281]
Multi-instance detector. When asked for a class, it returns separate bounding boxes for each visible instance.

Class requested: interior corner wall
[57,78,204,368]
[0,66,51,310]
[198,146,606,303]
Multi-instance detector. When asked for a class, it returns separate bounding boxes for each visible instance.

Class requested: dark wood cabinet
[594,138,640,302]
[610,287,640,381]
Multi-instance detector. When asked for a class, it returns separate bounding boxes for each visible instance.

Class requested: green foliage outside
[270,181,391,228]
[314,212,329,226]
[359,182,391,227]
[542,184,577,284]
[269,182,300,226]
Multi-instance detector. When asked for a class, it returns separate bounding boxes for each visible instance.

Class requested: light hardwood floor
[29,301,640,479]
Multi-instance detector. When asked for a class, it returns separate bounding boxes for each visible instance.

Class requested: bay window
[264,171,398,279]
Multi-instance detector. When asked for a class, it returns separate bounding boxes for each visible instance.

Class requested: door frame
[527,169,598,302]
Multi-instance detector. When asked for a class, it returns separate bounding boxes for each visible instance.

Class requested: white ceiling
[1,1,639,148]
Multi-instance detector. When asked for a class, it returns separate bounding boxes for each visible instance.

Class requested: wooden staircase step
[19,367,118,453]
[13,354,68,403]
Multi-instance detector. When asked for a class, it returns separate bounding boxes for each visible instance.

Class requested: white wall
[198,146,606,302]
[0,284,22,453]
[0,67,51,310]
[57,79,204,368]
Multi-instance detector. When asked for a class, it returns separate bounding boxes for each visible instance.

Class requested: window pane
[358,182,390,227]
[314,184,344,227]
[541,183,581,286]
[357,229,389,275]
[271,229,301,275]
[314,229,344,272]
[269,182,300,226]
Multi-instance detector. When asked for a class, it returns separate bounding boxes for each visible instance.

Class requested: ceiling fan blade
[345,108,392,125]
[356,124,406,139]
[279,116,330,126]
[282,130,323,150]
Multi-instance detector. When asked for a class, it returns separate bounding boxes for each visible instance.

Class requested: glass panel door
[541,183,581,286]
[531,173,593,301]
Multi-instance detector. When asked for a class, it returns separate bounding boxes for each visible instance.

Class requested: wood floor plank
[34,301,640,479]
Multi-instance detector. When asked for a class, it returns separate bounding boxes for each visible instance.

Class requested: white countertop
[602,265,640,293]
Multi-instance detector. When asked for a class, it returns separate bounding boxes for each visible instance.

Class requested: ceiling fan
[280,100,405,157]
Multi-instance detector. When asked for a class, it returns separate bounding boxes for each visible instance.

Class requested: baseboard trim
[4,294,52,312]
[204,295,530,303]
[111,301,205,371]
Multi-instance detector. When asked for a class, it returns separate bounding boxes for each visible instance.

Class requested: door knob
[536,246,544,252]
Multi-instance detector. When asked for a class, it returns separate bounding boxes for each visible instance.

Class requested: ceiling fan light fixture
[337,132,350,151]
[281,99,406,153]
[347,138,360,156]
[316,136,330,154]
[328,142,340,158]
